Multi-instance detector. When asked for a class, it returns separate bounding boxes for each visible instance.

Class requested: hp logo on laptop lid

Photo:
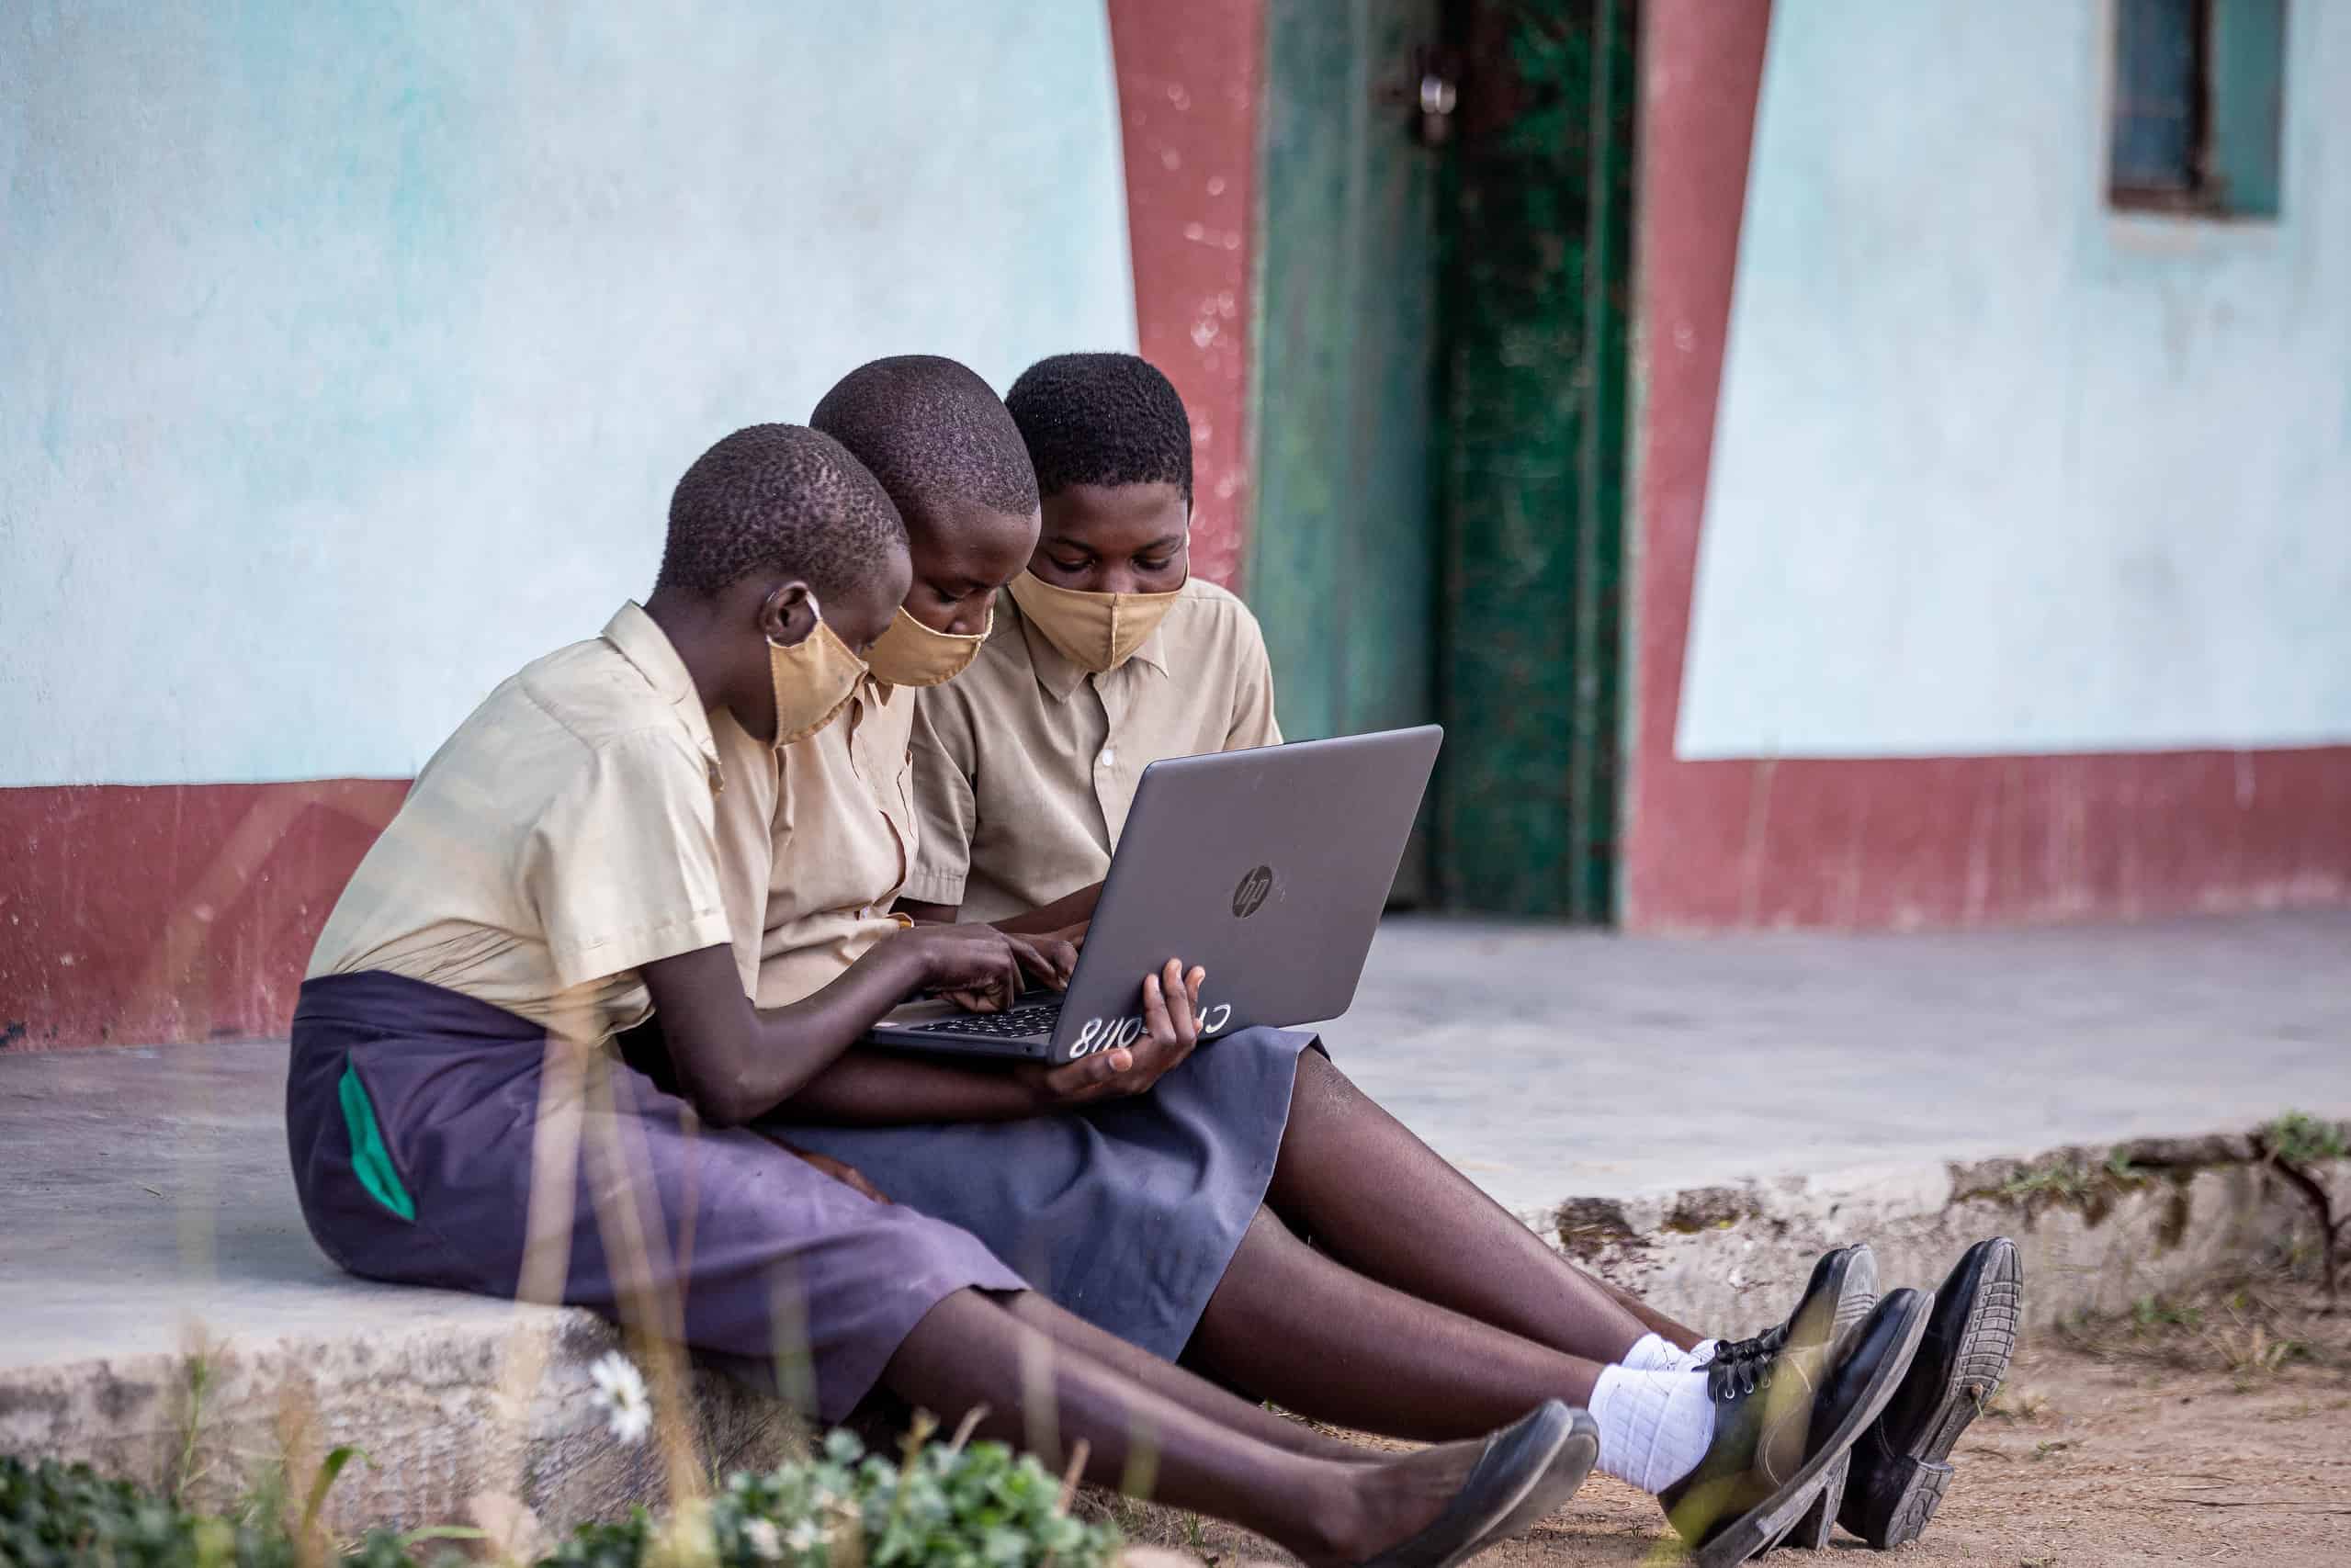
[1232,864,1273,918]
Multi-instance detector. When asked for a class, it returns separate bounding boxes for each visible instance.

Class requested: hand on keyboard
[1020,958,1208,1110]
[899,924,1077,1014]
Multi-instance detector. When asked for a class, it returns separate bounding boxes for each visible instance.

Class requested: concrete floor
[5,909,2348,1376]
[0,1037,526,1376]
[1325,908,2351,1214]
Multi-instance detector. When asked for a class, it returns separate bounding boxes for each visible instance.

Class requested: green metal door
[1248,0,1446,902]
[1433,0,1634,920]
[1248,0,1634,919]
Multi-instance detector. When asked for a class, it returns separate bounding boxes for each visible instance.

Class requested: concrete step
[4,1032,2343,1534]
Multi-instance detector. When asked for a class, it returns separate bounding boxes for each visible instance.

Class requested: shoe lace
[1710,1322,1790,1369]
[1704,1345,1773,1402]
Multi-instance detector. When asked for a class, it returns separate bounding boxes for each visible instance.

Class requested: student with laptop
[561,364,1921,1563]
[293,423,1644,1568]
[809,351,2018,1561]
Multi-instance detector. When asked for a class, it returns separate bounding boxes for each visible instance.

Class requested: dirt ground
[1127,1279,2351,1568]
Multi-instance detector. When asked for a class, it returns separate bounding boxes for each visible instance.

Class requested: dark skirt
[287,972,1024,1422]
[766,1027,1318,1364]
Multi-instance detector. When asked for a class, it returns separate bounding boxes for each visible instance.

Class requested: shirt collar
[1006,587,1173,703]
[601,601,725,793]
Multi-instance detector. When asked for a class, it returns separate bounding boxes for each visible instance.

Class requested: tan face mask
[865,603,993,689]
[1007,571,1183,674]
[767,596,868,748]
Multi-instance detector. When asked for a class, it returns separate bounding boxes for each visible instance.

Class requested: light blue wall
[1678,0,2350,759]
[1,1,1135,785]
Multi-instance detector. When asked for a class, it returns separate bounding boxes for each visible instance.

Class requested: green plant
[2131,1294,2203,1332]
[2000,1161,2081,1201]
[2265,1111,2349,1167]
[5,1421,1120,1568]
[171,1351,213,1508]
[0,1453,440,1568]
[548,1427,1121,1568]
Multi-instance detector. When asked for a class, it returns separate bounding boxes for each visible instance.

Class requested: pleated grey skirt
[290,973,1028,1423]
[766,1026,1319,1363]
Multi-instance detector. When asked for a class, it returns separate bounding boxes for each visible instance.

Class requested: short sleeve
[1225,605,1283,750]
[525,728,733,988]
[904,686,978,906]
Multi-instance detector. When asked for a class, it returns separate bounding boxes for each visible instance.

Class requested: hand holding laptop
[1013,957,1207,1108]
[865,727,1441,1063]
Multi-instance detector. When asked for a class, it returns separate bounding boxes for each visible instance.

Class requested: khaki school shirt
[309,604,734,1045]
[908,577,1280,923]
[710,678,918,1008]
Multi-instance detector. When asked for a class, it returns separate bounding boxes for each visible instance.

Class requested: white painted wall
[1,1,1135,786]
[1677,0,2351,760]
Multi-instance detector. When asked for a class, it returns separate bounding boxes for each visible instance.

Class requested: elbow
[674,1066,769,1130]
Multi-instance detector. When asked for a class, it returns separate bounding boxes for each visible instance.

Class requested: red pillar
[1104,0,1266,587]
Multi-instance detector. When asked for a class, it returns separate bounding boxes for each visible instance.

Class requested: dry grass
[2054,1255,2346,1394]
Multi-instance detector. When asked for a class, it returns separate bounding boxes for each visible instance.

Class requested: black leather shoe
[1359,1400,1597,1568]
[1839,1237,2022,1549]
[1464,1406,1600,1558]
[1660,1288,1930,1568]
[1714,1245,1881,1372]
[1730,1246,1879,1552]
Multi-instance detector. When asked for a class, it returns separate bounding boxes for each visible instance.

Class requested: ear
[761,580,818,648]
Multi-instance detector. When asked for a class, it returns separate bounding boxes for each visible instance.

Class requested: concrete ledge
[6,1126,2339,1533]
[1552,1129,2350,1336]
[0,1304,797,1534]
[4,1024,2341,1535]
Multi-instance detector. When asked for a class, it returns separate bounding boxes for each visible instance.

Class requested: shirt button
[1097,748,1116,769]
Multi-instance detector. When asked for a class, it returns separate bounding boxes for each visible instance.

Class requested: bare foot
[1302,1437,1489,1567]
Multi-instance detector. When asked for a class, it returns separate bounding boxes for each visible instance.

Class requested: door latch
[1377,45,1459,147]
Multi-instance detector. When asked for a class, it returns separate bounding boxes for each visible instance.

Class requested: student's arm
[784,1054,1062,1124]
[638,924,1070,1127]
[786,958,1212,1125]
[901,881,1100,935]
[990,883,1102,936]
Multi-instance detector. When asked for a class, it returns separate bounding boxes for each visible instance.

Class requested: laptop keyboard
[905,999,1065,1039]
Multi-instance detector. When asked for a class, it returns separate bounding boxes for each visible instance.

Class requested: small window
[2108,0,2286,218]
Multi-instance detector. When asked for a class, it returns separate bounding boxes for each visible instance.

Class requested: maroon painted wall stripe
[0,782,409,1048]
[1621,0,2351,931]
[1105,0,1265,588]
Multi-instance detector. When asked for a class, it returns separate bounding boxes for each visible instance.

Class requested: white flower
[588,1350,652,1445]
[742,1518,784,1561]
[785,1519,824,1554]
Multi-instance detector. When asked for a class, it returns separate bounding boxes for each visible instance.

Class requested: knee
[1239,1202,1311,1259]
[1292,1045,1361,1115]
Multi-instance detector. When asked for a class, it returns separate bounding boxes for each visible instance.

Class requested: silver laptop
[865,725,1442,1063]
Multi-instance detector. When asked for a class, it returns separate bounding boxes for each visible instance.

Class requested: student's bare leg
[1268,1050,1705,1352]
[1000,1291,1362,1461]
[883,1290,1493,1568]
[1185,1209,1614,1444]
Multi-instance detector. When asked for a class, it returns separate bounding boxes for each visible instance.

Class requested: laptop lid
[1044,725,1442,1061]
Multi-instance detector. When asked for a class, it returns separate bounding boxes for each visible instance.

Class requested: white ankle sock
[1623,1333,1682,1372]
[1624,1334,1717,1373]
[1590,1366,1717,1494]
